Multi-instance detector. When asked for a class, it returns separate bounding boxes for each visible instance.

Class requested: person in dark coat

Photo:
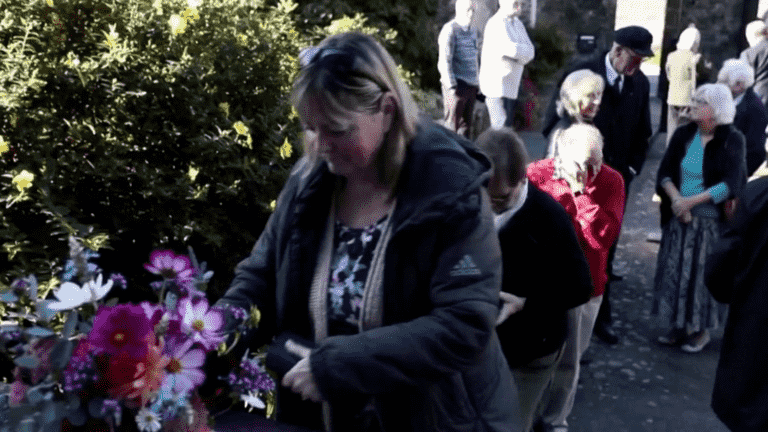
[717,58,768,176]
[542,25,654,345]
[740,20,768,107]
[653,83,747,353]
[475,127,593,432]
[706,176,768,432]
[215,32,522,432]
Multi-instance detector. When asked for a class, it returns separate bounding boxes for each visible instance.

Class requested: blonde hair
[556,69,605,119]
[291,33,419,187]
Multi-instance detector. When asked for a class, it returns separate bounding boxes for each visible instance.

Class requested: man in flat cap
[542,26,653,346]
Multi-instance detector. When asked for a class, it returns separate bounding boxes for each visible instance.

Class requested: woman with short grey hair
[718,59,768,175]
[654,83,746,353]
[545,69,605,158]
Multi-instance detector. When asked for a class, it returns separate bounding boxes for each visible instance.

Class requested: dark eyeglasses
[304,45,389,93]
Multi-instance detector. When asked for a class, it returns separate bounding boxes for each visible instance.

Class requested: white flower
[135,408,162,432]
[48,274,114,311]
[241,391,266,410]
[187,0,202,8]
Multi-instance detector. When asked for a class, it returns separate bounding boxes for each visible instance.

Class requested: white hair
[676,26,700,51]
[717,58,755,89]
[746,20,767,47]
[695,83,736,125]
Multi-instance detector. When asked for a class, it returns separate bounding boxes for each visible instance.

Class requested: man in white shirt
[479,0,535,129]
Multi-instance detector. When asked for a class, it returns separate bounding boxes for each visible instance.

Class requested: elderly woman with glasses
[545,69,605,158]
[653,83,747,353]
[215,32,522,432]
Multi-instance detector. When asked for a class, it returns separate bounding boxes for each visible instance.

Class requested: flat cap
[614,26,653,57]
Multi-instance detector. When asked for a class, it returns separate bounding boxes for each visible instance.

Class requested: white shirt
[479,14,535,99]
[494,179,529,230]
[605,53,622,92]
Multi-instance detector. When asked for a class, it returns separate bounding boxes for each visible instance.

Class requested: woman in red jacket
[527,123,625,432]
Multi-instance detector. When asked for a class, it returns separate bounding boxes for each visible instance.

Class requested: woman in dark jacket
[717,58,768,176]
[706,177,768,432]
[653,83,747,353]
[215,33,521,432]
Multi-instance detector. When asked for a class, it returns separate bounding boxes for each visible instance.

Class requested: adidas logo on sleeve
[449,254,482,277]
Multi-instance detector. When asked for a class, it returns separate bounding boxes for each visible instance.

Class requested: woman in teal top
[653,83,747,353]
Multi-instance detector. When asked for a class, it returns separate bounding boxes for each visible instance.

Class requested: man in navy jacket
[476,128,592,432]
[542,26,654,344]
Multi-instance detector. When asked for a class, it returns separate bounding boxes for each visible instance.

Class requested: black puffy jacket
[217,121,522,432]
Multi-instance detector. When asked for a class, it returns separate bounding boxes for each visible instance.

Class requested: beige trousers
[512,347,565,432]
[538,295,603,431]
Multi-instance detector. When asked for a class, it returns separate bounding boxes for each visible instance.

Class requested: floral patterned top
[327,215,388,336]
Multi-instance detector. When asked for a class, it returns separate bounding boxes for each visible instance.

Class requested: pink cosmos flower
[178,297,224,350]
[144,250,194,281]
[89,304,153,359]
[162,338,206,394]
[140,301,165,327]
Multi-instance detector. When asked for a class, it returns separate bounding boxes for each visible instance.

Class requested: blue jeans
[486,97,517,129]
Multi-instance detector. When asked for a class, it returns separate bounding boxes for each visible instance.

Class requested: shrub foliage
[0,0,396,298]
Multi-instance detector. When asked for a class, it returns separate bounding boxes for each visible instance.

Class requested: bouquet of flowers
[0,238,275,432]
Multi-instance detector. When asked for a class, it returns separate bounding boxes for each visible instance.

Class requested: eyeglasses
[691,97,709,106]
[305,45,390,94]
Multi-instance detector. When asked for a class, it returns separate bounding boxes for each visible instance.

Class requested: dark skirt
[653,215,727,332]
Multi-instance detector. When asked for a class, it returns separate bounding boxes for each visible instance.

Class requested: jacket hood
[288,120,492,231]
[391,120,492,229]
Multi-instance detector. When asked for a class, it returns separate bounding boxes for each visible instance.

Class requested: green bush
[514,22,572,131]
[0,0,395,299]
[293,0,440,89]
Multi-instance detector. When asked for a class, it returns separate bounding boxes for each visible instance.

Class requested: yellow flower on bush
[104,24,119,49]
[169,14,187,35]
[269,200,276,211]
[218,102,230,117]
[12,170,34,192]
[233,121,249,136]
[188,165,199,182]
[46,0,54,6]
[279,138,293,159]
[0,137,8,154]
[182,8,200,22]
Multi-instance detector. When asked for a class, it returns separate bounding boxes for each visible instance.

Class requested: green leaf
[25,326,55,338]
[36,300,56,322]
[50,338,74,371]
[15,355,40,369]
[62,311,78,339]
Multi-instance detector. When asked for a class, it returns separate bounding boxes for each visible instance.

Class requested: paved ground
[519,94,730,432]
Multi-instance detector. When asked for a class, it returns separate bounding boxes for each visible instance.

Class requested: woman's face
[688,95,715,124]
[300,96,393,180]
[499,0,523,18]
[559,139,603,194]
[577,89,603,120]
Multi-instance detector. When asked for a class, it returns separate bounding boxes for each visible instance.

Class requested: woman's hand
[671,196,694,218]
[496,292,526,326]
[678,210,693,224]
[282,339,323,403]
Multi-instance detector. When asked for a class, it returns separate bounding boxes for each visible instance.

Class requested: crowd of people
[207,1,768,431]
